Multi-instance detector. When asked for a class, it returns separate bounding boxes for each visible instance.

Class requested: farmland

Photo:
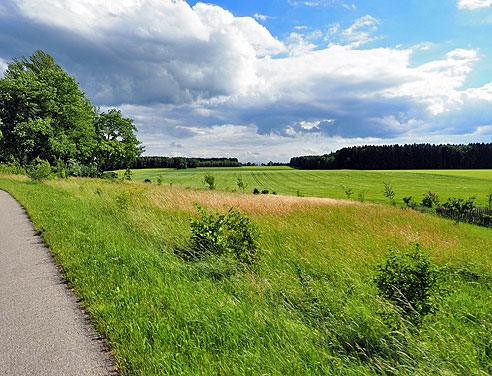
[1,174,491,375]
[119,166,492,206]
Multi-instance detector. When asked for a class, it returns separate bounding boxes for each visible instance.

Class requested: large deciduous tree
[94,109,144,170]
[0,50,143,169]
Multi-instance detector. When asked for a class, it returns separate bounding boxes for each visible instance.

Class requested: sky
[1,0,492,162]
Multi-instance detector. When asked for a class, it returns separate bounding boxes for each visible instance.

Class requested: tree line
[107,156,242,170]
[0,50,143,171]
[290,143,492,170]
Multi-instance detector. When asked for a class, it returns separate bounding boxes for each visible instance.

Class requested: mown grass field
[117,166,492,206]
[1,174,491,375]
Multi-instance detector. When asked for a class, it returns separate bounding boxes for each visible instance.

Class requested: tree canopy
[0,50,143,169]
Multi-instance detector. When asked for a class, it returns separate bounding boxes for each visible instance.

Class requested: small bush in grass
[0,161,26,175]
[253,188,260,194]
[402,196,416,207]
[101,171,118,181]
[144,178,151,183]
[236,176,247,191]
[123,167,133,181]
[442,196,476,224]
[27,158,52,182]
[157,175,163,185]
[261,189,269,194]
[374,243,445,327]
[203,173,216,190]
[188,204,260,264]
[357,189,368,202]
[341,185,354,199]
[421,191,439,208]
[382,181,396,206]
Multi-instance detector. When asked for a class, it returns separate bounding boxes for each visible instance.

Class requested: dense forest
[108,156,242,170]
[290,143,492,170]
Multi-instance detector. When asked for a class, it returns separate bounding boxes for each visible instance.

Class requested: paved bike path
[0,190,116,376]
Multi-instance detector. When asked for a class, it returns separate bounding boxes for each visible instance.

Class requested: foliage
[374,244,445,327]
[157,175,163,185]
[487,189,492,210]
[68,159,100,178]
[26,158,52,182]
[0,160,26,175]
[203,173,216,190]
[402,196,416,207]
[357,189,368,202]
[253,187,260,194]
[442,197,476,224]
[144,178,152,183]
[188,204,260,264]
[290,143,492,170]
[261,189,269,194]
[124,167,133,181]
[422,191,440,208]
[94,109,143,170]
[236,176,247,191]
[0,50,142,169]
[341,185,354,199]
[382,181,395,206]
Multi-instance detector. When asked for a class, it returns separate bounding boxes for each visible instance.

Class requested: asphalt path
[0,190,116,376]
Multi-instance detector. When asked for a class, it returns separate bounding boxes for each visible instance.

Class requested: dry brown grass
[143,183,359,215]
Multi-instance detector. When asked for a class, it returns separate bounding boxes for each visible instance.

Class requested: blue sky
[1,0,492,162]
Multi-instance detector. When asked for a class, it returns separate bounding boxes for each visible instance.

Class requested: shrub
[358,189,368,202]
[0,161,26,175]
[27,158,52,182]
[144,178,152,183]
[421,191,439,208]
[123,167,133,181]
[253,188,260,194]
[374,243,445,327]
[188,204,260,264]
[68,159,100,177]
[382,181,395,206]
[341,185,354,200]
[203,173,216,190]
[402,196,416,207]
[101,171,118,181]
[157,176,163,186]
[442,197,476,224]
[487,188,492,210]
[261,189,269,194]
[236,176,247,191]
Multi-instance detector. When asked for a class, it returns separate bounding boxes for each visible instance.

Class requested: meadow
[119,166,492,206]
[1,174,491,375]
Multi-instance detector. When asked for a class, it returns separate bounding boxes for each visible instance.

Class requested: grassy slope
[118,167,492,206]
[1,175,492,375]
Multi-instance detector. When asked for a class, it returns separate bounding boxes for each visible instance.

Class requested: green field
[118,166,492,206]
[1,174,491,375]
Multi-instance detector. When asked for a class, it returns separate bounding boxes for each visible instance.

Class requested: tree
[0,50,143,169]
[94,109,143,170]
[0,50,96,166]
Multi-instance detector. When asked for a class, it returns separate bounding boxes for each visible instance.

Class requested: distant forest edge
[109,156,242,170]
[290,143,492,170]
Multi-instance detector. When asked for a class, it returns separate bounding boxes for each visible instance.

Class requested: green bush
[0,161,26,175]
[144,178,152,183]
[442,196,476,224]
[124,167,133,181]
[101,171,118,181]
[261,189,269,194]
[26,158,52,182]
[188,204,260,264]
[421,191,440,208]
[402,196,416,207]
[68,159,100,178]
[374,243,445,327]
[203,173,216,190]
[382,181,396,206]
[253,188,260,194]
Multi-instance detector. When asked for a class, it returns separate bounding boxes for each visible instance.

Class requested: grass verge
[1,175,491,375]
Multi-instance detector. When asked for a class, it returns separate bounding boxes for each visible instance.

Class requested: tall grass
[1,175,491,375]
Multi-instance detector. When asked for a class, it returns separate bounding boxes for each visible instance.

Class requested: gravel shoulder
[0,189,117,376]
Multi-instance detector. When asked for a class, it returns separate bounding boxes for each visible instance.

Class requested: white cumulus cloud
[458,0,492,10]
